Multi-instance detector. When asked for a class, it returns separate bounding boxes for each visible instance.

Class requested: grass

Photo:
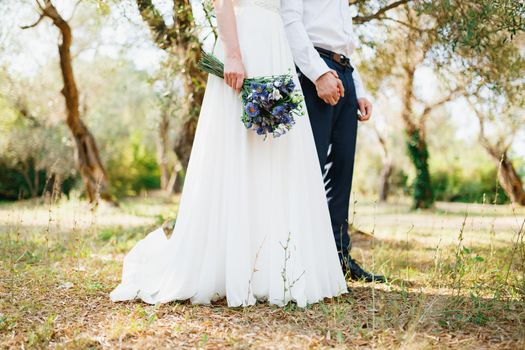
[1,194,524,349]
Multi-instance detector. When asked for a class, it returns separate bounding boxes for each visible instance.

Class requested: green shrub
[432,166,508,204]
[105,132,160,198]
[0,160,77,201]
[389,168,411,197]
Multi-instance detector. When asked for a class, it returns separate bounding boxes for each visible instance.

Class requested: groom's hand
[357,98,373,121]
[315,70,344,106]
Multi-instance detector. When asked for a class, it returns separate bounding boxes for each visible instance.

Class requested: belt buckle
[340,54,349,67]
[335,54,348,67]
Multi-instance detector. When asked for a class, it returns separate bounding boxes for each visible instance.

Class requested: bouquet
[198,51,304,139]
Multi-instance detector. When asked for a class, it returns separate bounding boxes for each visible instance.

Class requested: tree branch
[67,0,84,22]
[466,97,503,158]
[419,88,463,127]
[20,13,45,29]
[34,0,45,12]
[381,16,430,33]
[136,0,176,50]
[353,0,413,24]
[201,1,217,43]
[373,123,391,161]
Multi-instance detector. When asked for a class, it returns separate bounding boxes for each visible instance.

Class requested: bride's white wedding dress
[110,0,348,307]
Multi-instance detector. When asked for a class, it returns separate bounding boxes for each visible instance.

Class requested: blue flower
[245,102,260,117]
[252,89,270,106]
[280,115,291,124]
[285,80,295,93]
[271,105,286,117]
[256,127,265,135]
[277,79,293,95]
[251,83,266,94]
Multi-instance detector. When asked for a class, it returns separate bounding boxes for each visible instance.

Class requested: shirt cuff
[302,56,331,84]
[354,84,368,100]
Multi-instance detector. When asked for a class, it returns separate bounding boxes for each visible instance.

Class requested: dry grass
[1,195,524,349]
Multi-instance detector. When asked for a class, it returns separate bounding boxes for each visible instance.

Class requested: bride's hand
[224,54,246,94]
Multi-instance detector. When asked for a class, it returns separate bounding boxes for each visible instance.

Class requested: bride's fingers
[225,72,245,93]
[235,75,244,93]
[228,73,235,89]
[225,73,233,89]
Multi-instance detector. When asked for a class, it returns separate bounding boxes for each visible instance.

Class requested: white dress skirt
[110,0,348,307]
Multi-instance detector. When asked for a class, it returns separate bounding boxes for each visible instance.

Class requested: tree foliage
[1,0,524,206]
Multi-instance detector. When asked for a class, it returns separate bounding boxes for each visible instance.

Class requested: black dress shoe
[342,257,386,283]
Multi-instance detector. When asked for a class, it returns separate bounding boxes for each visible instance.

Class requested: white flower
[271,89,282,101]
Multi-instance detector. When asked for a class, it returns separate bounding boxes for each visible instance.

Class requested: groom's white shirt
[281,0,368,99]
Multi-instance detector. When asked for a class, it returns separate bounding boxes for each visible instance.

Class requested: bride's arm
[214,0,245,93]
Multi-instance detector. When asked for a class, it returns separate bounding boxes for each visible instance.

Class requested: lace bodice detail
[234,0,280,13]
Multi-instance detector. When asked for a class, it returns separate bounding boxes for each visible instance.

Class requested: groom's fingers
[336,78,344,98]
[329,70,344,97]
[358,104,367,119]
[331,91,341,105]
[321,95,338,106]
[357,99,373,121]
[321,95,333,105]
[326,96,338,106]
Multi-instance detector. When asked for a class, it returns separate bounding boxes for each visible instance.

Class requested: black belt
[315,47,353,70]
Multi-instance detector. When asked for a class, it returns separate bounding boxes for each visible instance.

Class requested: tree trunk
[166,162,184,194]
[379,161,393,202]
[165,39,205,175]
[136,0,207,173]
[407,129,434,209]
[20,161,37,198]
[489,151,525,205]
[40,1,112,205]
[33,162,39,198]
[401,94,435,208]
[374,126,393,202]
[51,173,62,202]
[476,112,525,206]
[170,43,208,190]
[157,109,171,191]
[399,34,435,209]
[498,156,525,205]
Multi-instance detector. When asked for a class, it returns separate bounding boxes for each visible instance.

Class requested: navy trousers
[298,57,359,265]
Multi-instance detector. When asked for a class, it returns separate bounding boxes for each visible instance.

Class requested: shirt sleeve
[281,0,331,83]
[352,66,368,99]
